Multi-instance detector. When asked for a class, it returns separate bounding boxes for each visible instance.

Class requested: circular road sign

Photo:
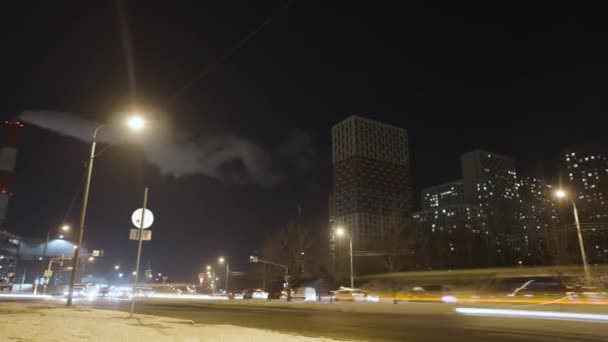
[131,208,154,229]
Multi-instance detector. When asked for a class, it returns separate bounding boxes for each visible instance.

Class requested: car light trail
[0,294,52,299]
[147,293,228,300]
[454,307,608,323]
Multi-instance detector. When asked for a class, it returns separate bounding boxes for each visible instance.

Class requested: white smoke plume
[19,111,313,186]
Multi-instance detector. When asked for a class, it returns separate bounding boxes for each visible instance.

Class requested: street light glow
[126,115,145,131]
[61,225,70,231]
[206,265,211,270]
[58,235,64,239]
[555,189,567,198]
[218,257,225,264]
[88,256,94,262]
[335,227,345,237]
[114,265,120,270]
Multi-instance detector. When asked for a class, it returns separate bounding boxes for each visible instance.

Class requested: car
[332,287,368,302]
[242,288,268,299]
[64,284,87,298]
[0,280,12,293]
[133,286,154,297]
[228,290,244,299]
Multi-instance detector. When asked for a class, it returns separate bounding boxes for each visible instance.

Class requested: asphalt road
[74,299,608,342]
[2,297,608,341]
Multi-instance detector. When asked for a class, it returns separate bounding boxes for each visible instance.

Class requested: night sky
[2,1,607,280]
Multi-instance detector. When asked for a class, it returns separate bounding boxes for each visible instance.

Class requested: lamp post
[35,224,69,295]
[42,225,70,265]
[335,227,354,288]
[555,189,591,283]
[218,256,229,292]
[67,115,145,306]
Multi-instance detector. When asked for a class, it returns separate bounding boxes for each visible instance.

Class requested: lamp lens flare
[127,116,145,130]
[555,190,566,198]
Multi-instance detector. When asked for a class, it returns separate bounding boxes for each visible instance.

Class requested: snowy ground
[0,303,347,341]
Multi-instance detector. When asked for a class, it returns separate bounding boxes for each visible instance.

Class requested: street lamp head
[335,227,345,237]
[114,265,120,270]
[88,256,94,262]
[126,115,145,131]
[58,235,64,239]
[61,225,70,231]
[555,189,567,199]
[206,265,211,270]
[218,257,225,264]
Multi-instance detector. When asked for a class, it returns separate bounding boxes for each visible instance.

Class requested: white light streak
[455,307,608,323]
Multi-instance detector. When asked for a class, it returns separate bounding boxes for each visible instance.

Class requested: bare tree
[261,221,321,284]
[377,201,417,273]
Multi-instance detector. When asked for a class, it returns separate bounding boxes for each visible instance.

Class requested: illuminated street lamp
[67,114,146,306]
[206,265,211,271]
[335,227,354,288]
[218,256,230,291]
[114,265,120,270]
[40,224,71,274]
[126,115,145,131]
[555,189,591,283]
[88,256,94,262]
[118,273,124,278]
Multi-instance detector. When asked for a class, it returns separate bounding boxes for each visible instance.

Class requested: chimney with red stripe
[0,119,24,228]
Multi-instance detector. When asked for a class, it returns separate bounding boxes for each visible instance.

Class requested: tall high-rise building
[331,115,412,249]
[421,180,464,210]
[461,150,518,204]
[516,176,560,264]
[562,143,608,222]
[561,143,608,262]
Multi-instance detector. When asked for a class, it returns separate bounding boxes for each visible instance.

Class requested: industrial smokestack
[0,119,24,228]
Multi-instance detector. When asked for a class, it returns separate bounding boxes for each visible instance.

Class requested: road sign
[131,208,154,229]
[129,228,152,241]
[43,270,53,278]
[92,250,101,257]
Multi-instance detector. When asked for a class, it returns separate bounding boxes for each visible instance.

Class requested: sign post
[129,187,152,318]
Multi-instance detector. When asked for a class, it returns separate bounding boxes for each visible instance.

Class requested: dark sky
[2,1,607,280]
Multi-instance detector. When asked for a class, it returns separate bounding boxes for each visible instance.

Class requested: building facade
[413,204,486,269]
[421,180,464,210]
[415,149,564,269]
[331,115,413,249]
[561,143,608,263]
